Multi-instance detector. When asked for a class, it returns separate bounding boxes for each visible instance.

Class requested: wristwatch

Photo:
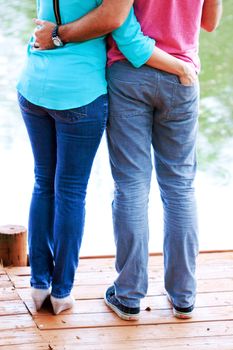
[52,25,64,47]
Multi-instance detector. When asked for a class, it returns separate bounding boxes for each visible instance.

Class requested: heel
[50,295,75,315]
[31,288,51,311]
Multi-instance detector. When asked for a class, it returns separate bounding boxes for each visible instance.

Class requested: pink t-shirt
[108,0,205,71]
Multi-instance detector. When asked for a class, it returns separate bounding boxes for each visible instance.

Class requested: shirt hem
[16,87,108,110]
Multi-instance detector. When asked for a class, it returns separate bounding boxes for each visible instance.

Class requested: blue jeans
[107,61,199,308]
[18,93,108,298]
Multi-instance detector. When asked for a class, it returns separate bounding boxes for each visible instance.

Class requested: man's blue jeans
[107,61,199,309]
[18,93,108,298]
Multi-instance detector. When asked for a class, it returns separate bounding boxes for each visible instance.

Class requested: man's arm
[111,9,197,86]
[34,0,133,49]
[35,3,196,85]
[146,48,197,86]
[201,0,222,32]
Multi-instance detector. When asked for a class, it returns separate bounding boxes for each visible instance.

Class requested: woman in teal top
[17,1,155,109]
[17,0,196,315]
[17,0,157,316]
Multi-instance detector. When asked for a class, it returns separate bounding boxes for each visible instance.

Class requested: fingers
[33,18,45,27]
[179,63,197,86]
[179,76,197,86]
[31,19,56,50]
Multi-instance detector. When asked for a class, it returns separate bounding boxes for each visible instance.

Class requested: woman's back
[17,0,107,110]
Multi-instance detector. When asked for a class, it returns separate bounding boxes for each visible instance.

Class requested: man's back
[108,0,204,70]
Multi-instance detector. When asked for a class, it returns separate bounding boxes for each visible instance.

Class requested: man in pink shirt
[104,0,222,321]
[33,0,222,320]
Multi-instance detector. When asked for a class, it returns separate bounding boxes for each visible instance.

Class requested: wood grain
[0,251,233,350]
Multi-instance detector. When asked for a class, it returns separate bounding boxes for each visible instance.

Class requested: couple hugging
[17,0,222,319]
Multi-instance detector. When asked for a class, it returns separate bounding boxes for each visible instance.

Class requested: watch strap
[52,25,64,47]
[52,25,59,39]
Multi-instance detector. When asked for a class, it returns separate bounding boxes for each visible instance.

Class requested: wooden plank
[56,337,233,350]
[196,278,233,293]
[40,320,233,344]
[5,252,233,285]
[0,252,232,350]
[76,251,233,270]
[0,274,10,281]
[23,291,233,316]
[17,283,159,300]
[0,287,20,301]
[0,328,44,347]
[0,281,14,288]
[0,314,36,331]
[2,339,233,350]
[48,336,233,350]
[5,266,31,276]
[6,259,116,275]
[0,343,53,350]
[4,255,159,275]
[5,252,233,277]
[86,251,233,263]
[8,272,117,289]
[0,300,28,316]
[0,266,7,275]
[17,277,233,301]
[196,266,233,279]
[77,251,233,268]
[9,265,233,289]
[197,252,233,263]
[141,291,233,310]
[33,305,233,330]
[6,256,233,290]
[7,275,30,288]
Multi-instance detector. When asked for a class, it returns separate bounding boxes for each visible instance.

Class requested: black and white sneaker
[167,294,194,319]
[104,286,140,321]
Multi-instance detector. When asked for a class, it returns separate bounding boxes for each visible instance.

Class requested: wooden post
[0,225,28,267]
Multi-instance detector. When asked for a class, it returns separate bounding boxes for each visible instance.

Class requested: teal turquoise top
[17,0,155,110]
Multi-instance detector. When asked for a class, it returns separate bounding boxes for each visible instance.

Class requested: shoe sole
[104,294,140,321]
[167,294,193,319]
[173,308,193,319]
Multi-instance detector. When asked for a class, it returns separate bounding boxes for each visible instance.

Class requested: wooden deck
[1,251,233,349]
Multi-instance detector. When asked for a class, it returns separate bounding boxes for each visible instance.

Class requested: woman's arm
[112,8,197,85]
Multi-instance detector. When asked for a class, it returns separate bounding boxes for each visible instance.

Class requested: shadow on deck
[1,251,233,349]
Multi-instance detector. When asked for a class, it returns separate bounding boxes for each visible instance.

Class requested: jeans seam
[31,284,51,290]
[51,291,71,298]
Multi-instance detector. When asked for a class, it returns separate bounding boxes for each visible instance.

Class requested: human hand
[33,19,56,50]
[179,62,197,86]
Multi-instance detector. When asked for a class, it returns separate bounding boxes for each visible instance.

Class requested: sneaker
[104,286,140,321]
[167,294,194,319]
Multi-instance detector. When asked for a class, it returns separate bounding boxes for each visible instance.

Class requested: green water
[0,0,232,252]
[199,0,233,182]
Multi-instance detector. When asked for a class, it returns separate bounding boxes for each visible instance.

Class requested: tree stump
[0,225,28,267]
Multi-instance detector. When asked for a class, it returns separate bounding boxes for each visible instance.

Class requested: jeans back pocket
[53,105,87,123]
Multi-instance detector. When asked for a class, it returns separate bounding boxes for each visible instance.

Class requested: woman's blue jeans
[107,62,199,309]
[18,93,108,298]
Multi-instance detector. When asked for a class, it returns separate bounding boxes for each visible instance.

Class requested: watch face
[53,37,63,47]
